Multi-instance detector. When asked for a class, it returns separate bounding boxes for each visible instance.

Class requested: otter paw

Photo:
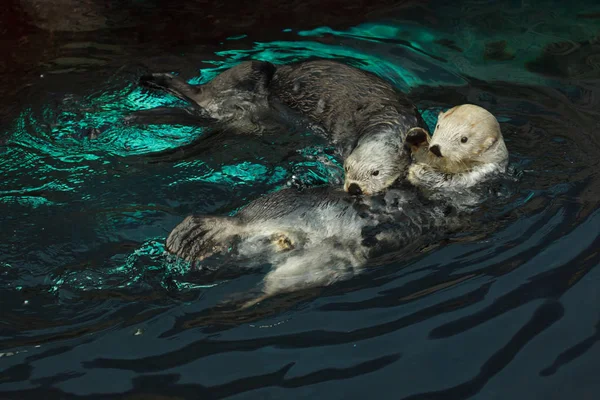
[166,215,236,262]
[407,163,433,185]
[271,233,294,251]
[405,127,430,153]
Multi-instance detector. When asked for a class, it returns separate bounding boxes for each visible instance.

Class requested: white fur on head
[428,104,508,173]
[343,130,409,195]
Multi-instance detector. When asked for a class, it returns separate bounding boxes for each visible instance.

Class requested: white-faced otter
[137,60,427,195]
[405,104,509,190]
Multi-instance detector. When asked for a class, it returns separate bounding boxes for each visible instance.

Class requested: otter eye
[436,124,439,130]
[344,165,349,172]
[372,170,380,176]
[461,136,468,143]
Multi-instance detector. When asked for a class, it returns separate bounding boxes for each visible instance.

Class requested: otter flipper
[139,73,203,105]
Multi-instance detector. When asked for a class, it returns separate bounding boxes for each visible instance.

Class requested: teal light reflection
[5,18,573,296]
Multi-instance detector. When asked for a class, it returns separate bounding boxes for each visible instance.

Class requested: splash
[47,238,219,294]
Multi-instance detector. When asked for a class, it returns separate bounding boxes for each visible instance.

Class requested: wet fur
[405,104,509,191]
[165,186,461,307]
[135,60,426,194]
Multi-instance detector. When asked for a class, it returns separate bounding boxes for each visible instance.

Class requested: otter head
[425,104,508,173]
[343,131,410,196]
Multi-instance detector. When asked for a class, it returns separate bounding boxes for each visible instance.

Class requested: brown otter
[136,59,427,195]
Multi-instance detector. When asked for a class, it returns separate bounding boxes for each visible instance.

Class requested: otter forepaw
[407,163,433,185]
[405,127,430,153]
[271,233,294,251]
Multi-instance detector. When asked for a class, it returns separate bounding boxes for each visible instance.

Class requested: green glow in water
[222,162,265,182]
[47,238,212,293]
[226,34,248,41]
[214,40,430,90]
[294,21,566,87]
[167,161,288,188]
[420,108,444,133]
[4,18,576,295]
[206,162,289,186]
[298,23,438,48]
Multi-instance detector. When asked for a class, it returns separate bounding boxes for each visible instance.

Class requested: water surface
[1,0,600,398]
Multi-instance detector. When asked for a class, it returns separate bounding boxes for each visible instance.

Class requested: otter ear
[405,127,430,153]
[438,111,444,119]
[236,61,276,94]
[481,135,498,150]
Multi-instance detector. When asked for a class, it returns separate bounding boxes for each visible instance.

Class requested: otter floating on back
[162,103,511,307]
[135,59,427,195]
[165,185,460,308]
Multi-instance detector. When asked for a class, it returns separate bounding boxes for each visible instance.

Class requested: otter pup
[405,104,509,190]
[136,60,426,195]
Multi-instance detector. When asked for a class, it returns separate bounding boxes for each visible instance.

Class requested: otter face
[343,133,409,195]
[427,104,508,173]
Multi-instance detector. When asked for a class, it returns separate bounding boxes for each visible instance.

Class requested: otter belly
[165,186,452,302]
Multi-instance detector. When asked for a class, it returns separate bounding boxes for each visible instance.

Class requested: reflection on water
[1,0,600,398]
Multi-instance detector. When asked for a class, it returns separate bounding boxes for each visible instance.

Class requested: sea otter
[136,59,427,195]
[163,103,512,307]
[405,104,509,190]
[165,184,467,307]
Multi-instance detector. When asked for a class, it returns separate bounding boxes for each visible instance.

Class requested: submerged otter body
[166,185,459,304]
[137,60,426,195]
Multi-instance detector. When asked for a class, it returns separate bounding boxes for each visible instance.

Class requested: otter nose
[347,183,362,195]
[429,144,442,157]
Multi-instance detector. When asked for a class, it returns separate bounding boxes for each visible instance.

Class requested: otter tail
[139,72,203,105]
[126,74,226,163]
[129,72,216,127]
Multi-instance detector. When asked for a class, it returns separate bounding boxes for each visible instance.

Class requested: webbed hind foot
[166,215,238,262]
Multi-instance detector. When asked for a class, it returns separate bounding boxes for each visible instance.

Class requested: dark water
[1,0,600,398]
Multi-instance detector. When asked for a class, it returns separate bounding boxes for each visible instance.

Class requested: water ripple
[1,0,600,398]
